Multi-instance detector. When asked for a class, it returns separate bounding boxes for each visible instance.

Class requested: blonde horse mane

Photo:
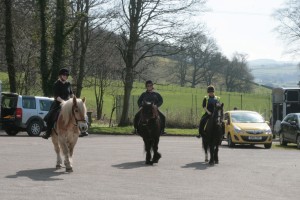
[60,97,87,126]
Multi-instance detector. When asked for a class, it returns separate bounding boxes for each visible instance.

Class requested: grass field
[0,72,272,128]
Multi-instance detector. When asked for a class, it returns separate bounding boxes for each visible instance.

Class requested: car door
[21,97,38,124]
[281,114,292,141]
[289,115,299,142]
[285,114,296,141]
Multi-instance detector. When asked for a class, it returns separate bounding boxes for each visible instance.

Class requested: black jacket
[138,91,163,108]
[53,80,73,102]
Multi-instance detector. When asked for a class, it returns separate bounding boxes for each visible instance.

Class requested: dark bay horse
[202,102,224,165]
[137,101,161,165]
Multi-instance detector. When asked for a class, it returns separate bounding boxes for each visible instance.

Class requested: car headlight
[233,125,243,134]
[265,128,272,134]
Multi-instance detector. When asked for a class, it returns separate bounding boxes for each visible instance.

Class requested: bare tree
[115,0,206,126]
[202,52,228,86]
[274,0,300,56]
[182,31,218,88]
[223,53,254,92]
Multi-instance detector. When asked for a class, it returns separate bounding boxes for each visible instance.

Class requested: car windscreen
[231,112,265,123]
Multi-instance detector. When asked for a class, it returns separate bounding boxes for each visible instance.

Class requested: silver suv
[0,92,53,136]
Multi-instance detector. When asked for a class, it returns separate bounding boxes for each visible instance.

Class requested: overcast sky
[196,0,293,61]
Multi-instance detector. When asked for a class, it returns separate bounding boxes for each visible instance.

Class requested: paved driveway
[0,132,299,200]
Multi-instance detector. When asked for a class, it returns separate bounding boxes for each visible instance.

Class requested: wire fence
[116,91,272,128]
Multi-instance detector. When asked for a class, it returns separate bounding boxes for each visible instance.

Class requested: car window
[22,98,36,109]
[283,115,293,123]
[39,99,52,111]
[1,95,17,108]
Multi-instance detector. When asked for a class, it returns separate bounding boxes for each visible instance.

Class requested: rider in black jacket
[42,68,88,139]
[133,80,166,135]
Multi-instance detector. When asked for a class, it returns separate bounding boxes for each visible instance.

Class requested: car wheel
[279,133,287,146]
[228,134,235,148]
[27,120,43,136]
[297,137,300,149]
[264,143,272,149]
[5,129,19,136]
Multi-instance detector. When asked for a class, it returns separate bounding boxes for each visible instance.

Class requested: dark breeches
[44,102,61,130]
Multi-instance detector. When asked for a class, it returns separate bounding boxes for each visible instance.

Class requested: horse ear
[73,96,77,105]
[82,97,86,103]
[221,103,224,108]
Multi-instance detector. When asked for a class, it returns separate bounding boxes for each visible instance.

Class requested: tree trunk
[119,67,134,126]
[38,0,50,96]
[49,0,66,96]
[4,0,16,93]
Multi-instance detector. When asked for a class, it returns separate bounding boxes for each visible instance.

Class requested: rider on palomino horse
[42,68,88,139]
[133,80,166,135]
[196,85,220,138]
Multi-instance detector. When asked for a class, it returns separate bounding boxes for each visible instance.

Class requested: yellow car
[224,110,273,149]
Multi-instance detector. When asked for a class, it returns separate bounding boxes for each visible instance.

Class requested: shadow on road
[6,168,66,181]
[112,161,155,169]
[181,162,210,170]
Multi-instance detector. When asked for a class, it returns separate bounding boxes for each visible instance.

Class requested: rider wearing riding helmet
[196,85,220,138]
[42,68,88,139]
[133,80,166,135]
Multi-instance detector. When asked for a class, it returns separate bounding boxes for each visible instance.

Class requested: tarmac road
[0,131,299,200]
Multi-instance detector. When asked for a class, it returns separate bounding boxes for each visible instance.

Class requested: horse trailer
[272,87,300,134]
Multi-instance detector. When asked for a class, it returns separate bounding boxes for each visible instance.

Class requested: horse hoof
[205,159,209,162]
[66,167,73,172]
[145,161,153,165]
[215,160,219,164]
[56,164,62,169]
[209,161,214,165]
[152,153,161,163]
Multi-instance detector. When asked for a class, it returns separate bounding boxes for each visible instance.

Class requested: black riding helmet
[145,80,153,86]
[58,68,70,76]
[207,85,215,93]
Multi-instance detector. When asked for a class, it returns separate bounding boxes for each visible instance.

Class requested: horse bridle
[72,105,87,126]
[212,103,223,126]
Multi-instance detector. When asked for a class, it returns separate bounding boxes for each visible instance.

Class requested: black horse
[202,102,224,165]
[137,101,161,165]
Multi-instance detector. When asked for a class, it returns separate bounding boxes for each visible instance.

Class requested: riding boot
[42,128,52,139]
[42,119,53,139]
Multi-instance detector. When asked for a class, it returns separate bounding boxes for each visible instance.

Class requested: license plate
[248,136,262,140]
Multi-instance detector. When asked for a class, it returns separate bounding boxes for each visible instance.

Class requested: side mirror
[290,121,297,126]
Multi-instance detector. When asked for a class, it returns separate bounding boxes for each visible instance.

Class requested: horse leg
[202,136,208,162]
[59,137,73,172]
[214,145,219,164]
[152,137,161,163]
[209,144,215,165]
[144,139,153,165]
[51,132,62,169]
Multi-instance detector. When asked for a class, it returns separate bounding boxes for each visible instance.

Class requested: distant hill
[248,59,299,88]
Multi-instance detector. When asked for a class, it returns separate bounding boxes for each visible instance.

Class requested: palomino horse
[51,96,88,172]
[138,101,161,165]
[202,102,224,165]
